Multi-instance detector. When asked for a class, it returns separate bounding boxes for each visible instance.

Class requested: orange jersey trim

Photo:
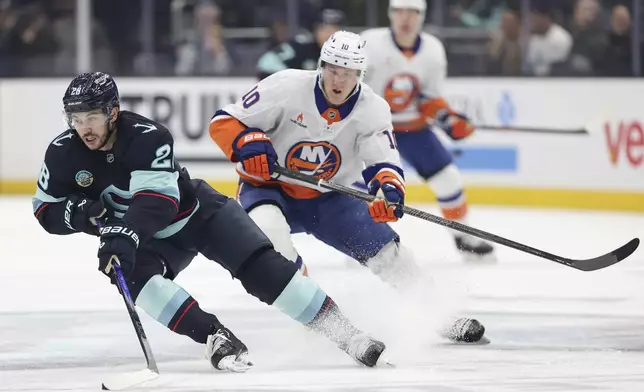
[419,97,451,120]
[209,117,246,161]
[393,117,429,132]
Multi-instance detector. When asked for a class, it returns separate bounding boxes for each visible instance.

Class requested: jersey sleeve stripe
[132,191,179,210]
[32,188,66,214]
[130,170,180,201]
[210,109,232,122]
[209,116,247,161]
[34,202,49,217]
[419,97,451,119]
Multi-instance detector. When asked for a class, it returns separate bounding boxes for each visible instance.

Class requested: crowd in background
[0,0,641,77]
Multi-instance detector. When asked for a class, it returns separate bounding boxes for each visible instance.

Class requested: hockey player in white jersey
[209,31,487,344]
[361,0,496,261]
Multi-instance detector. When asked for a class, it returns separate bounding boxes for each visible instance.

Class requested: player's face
[322,64,360,105]
[390,8,422,37]
[69,109,111,150]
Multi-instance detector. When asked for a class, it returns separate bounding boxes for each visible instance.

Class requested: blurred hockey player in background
[32,72,389,370]
[361,0,496,261]
[210,31,487,344]
[256,9,345,80]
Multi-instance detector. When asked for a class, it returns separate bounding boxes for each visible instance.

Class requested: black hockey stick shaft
[475,124,588,135]
[273,166,639,271]
[111,257,159,373]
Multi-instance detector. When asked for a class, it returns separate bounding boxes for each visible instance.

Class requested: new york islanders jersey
[209,69,402,199]
[361,28,451,132]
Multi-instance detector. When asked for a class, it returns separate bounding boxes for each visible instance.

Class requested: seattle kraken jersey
[32,110,199,241]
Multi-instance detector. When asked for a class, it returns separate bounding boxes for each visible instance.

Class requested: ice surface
[1,196,644,391]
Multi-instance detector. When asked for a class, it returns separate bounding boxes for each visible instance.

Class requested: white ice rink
[1,196,644,392]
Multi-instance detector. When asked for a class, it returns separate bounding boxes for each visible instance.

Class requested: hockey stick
[273,166,639,272]
[475,124,589,135]
[101,256,159,390]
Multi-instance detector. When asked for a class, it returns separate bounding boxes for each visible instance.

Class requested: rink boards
[0,78,642,211]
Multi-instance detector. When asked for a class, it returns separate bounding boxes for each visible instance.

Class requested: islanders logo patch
[384,73,421,112]
[286,141,341,180]
[75,170,94,187]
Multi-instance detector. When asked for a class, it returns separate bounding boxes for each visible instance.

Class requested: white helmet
[318,30,367,81]
[389,0,426,12]
[389,0,427,25]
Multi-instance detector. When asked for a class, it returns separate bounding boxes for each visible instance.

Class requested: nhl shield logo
[75,170,94,187]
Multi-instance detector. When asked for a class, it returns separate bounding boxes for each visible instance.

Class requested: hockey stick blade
[272,166,640,271]
[566,238,639,271]
[101,259,160,389]
[101,369,159,390]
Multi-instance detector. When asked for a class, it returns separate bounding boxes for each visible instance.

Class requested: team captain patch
[75,170,94,187]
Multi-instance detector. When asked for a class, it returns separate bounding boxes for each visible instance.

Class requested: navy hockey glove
[367,170,405,223]
[64,194,107,235]
[97,221,139,277]
[232,128,278,180]
[435,109,474,140]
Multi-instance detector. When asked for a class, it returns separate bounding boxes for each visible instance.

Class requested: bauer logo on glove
[99,225,140,247]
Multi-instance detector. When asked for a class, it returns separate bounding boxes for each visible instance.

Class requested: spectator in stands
[525,2,572,76]
[566,0,608,75]
[175,0,237,76]
[599,4,639,76]
[255,8,344,80]
[485,7,523,76]
[49,0,115,76]
[0,0,24,76]
[0,1,59,76]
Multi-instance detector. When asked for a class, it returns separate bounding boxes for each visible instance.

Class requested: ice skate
[340,334,392,367]
[205,328,253,372]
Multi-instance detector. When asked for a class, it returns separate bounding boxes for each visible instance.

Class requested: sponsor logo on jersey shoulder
[286,141,341,180]
[75,170,94,187]
[290,112,308,129]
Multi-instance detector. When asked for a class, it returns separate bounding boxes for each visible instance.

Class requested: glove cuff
[233,128,269,149]
[369,168,405,195]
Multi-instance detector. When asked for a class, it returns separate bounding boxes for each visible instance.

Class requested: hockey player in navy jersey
[32,71,388,370]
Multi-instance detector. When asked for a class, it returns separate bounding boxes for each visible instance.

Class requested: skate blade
[376,349,396,368]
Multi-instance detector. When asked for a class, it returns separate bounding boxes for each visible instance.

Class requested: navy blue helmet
[63,72,119,118]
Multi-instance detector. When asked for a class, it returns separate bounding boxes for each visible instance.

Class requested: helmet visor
[64,109,110,130]
[322,63,361,84]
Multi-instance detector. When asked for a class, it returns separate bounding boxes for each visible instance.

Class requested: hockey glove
[435,109,475,140]
[97,220,139,278]
[232,128,278,180]
[367,170,405,223]
[64,194,108,235]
